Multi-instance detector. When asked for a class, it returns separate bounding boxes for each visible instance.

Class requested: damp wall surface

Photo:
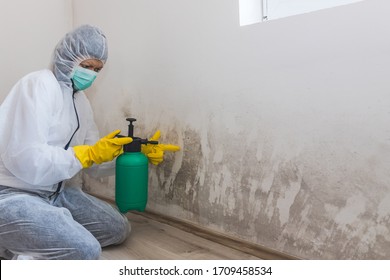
[77,0,390,259]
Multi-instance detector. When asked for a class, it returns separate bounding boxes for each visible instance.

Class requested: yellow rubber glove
[141,130,180,165]
[73,130,133,168]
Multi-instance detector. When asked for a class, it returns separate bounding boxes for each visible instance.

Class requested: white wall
[0,0,72,103]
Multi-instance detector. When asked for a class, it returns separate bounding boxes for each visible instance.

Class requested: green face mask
[71,66,98,91]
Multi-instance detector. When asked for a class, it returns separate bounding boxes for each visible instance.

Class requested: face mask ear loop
[70,63,79,93]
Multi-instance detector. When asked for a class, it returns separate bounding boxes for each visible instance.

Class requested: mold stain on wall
[83,111,390,259]
[85,86,390,259]
[144,122,390,259]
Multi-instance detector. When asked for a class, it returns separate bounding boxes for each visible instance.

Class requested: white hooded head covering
[52,24,108,89]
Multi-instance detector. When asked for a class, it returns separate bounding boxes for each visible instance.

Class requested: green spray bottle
[115,118,158,213]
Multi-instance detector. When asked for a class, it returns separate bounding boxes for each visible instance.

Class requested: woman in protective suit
[0,25,178,260]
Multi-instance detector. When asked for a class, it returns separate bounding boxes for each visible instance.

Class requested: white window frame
[239,0,364,26]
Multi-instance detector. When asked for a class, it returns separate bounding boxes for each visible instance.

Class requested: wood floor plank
[101,212,261,260]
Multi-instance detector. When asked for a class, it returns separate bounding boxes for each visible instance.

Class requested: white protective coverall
[0,25,129,260]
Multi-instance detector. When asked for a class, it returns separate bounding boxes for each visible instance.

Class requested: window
[239,0,364,26]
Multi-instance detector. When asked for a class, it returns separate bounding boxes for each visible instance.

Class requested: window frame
[239,0,364,26]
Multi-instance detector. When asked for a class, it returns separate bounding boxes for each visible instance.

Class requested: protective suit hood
[52,24,108,89]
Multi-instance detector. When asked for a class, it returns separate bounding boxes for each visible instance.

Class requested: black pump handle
[126,117,137,123]
[116,117,159,153]
[126,118,136,137]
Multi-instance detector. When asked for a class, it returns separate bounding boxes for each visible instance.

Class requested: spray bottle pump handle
[126,118,137,138]
[116,117,159,152]
[125,117,158,144]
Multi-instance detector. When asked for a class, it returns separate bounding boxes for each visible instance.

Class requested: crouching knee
[73,237,102,260]
[113,215,131,245]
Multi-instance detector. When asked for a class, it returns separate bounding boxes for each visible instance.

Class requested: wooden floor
[100,212,261,260]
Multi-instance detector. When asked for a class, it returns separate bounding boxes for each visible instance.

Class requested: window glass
[239,0,364,26]
[265,0,364,20]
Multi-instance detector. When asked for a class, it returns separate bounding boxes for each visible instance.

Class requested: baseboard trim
[134,210,299,260]
[90,192,299,260]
